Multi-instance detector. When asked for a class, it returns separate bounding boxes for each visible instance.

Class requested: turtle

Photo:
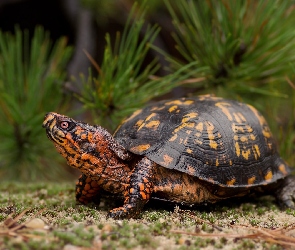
[42,95,295,219]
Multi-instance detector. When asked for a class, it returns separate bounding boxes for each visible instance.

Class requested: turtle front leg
[76,174,101,205]
[107,157,156,219]
[275,176,295,209]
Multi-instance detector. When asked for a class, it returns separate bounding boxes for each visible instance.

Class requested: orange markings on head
[74,127,83,135]
[56,130,66,139]
[48,117,57,131]
[65,133,79,148]
[43,113,55,126]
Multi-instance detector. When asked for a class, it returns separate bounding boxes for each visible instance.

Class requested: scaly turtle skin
[42,95,295,219]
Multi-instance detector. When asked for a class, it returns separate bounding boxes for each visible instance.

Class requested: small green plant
[76,2,194,130]
[163,0,295,98]
[0,27,73,180]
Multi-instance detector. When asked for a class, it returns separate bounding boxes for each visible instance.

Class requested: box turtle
[43,95,295,219]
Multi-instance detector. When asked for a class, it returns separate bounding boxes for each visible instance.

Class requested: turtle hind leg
[275,176,295,209]
[76,174,101,205]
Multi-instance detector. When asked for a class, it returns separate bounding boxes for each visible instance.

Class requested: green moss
[238,239,257,249]
[1,182,295,249]
[193,237,213,248]
[201,223,214,233]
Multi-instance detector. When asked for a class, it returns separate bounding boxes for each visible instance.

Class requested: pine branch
[0,27,73,180]
[163,0,295,98]
[77,2,193,130]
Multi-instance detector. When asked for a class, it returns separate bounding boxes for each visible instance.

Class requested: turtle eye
[59,121,75,131]
[60,121,69,129]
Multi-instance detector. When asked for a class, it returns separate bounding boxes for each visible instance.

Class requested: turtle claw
[275,176,295,209]
[107,206,139,219]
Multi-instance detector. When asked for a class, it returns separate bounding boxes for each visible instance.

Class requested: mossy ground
[1,182,295,249]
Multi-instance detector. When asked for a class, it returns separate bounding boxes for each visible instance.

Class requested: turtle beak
[42,112,56,129]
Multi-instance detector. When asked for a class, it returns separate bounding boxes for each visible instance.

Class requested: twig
[286,76,295,90]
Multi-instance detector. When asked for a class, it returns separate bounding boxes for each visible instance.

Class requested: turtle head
[43,112,131,172]
[43,112,78,146]
[43,112,105,168]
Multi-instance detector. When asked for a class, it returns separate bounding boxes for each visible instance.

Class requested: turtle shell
[113,96,290,188]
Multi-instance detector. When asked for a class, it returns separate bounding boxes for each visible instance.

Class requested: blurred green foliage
[0,27,73,180]
[81,0,163,25]
[162,0,295,97]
